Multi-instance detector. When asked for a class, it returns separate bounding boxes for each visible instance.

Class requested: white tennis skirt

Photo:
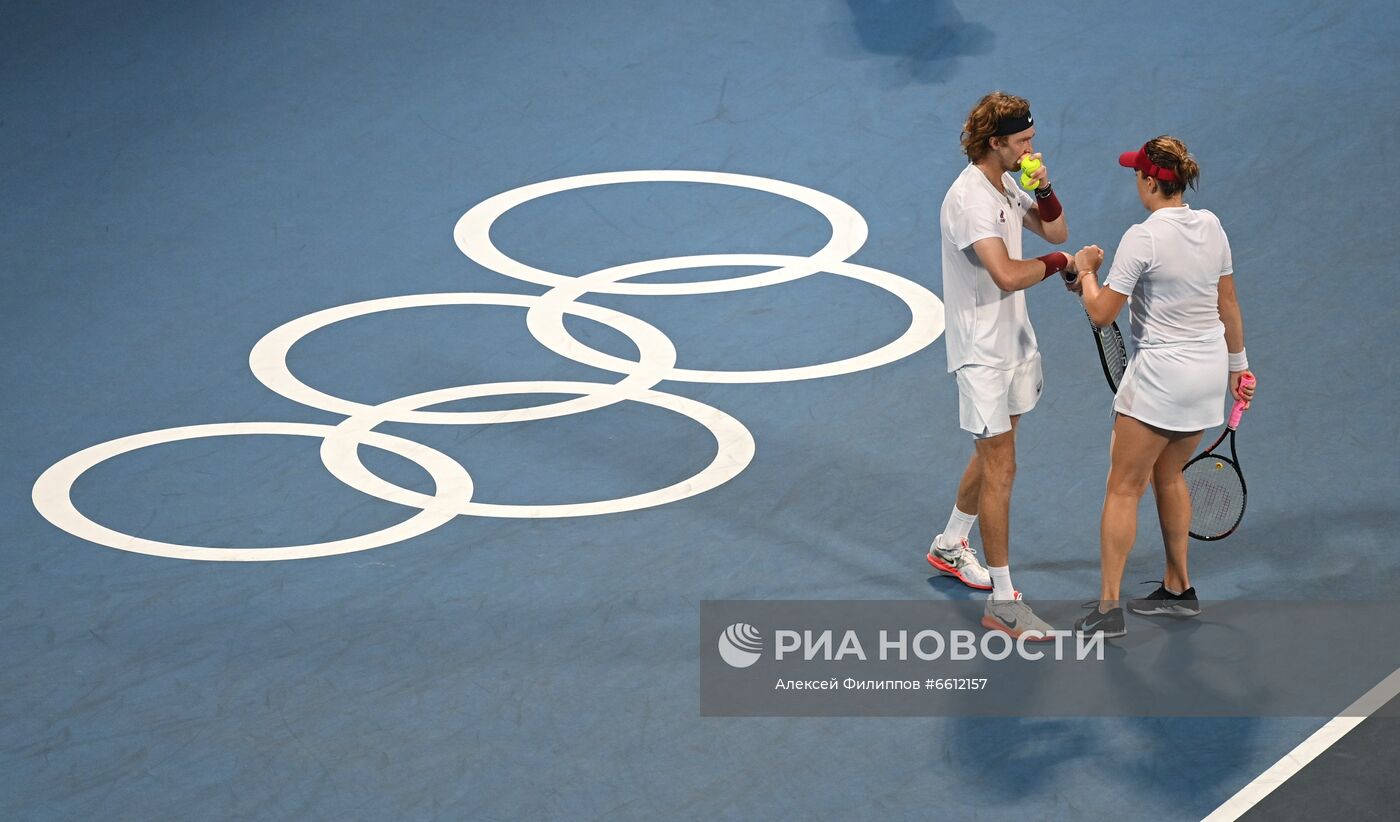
[1113,338,1228,432]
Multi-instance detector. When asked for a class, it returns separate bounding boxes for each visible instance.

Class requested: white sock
[943,506,977,544]
[988,565,1015,601]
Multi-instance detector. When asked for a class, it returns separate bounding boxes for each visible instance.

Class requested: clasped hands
[1062,245,1104,293]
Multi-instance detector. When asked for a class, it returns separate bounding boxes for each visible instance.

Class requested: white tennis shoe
[926,534,992,590]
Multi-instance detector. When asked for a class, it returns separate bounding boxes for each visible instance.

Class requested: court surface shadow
[828,0,995,85]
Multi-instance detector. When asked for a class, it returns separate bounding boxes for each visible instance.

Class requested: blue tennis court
[4,2,1399,819]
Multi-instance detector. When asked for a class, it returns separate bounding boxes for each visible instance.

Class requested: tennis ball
[1019,155,1042,189]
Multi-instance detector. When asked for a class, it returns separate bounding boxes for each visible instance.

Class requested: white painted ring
[249,292,675,425]
[319,381,755,518]
[528,254,945,384]
[454,170,868,296]
[31,422,474,561]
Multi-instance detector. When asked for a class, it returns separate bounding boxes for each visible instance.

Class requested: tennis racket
[1086,310,1128,393]
[1184,374,1255,541]
[1062,271,1128,393]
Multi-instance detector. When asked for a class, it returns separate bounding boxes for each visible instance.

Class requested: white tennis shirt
[1105,206,1232,347]
[940,163,1039,372]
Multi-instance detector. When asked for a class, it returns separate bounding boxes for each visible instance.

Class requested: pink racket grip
[1227,374,1255,429]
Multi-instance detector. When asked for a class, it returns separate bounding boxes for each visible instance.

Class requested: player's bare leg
[972,416,1020,570]
[928,440,995,591]
[1099,414,1171,607]
[954,452,983,516]
[1150,430,1205,593]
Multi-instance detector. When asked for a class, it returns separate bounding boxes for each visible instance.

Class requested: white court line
[1202,666,1400,821]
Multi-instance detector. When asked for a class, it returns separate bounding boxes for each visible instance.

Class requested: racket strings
[1097,325,1127,386]
[1184,458,1245,537]
[1086,311,1128,390]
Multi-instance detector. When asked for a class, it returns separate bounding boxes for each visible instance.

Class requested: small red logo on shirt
[998,209,1006,223]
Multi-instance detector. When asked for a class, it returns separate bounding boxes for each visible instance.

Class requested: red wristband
[1037,252,1069,279]
[1036,189,1063,222]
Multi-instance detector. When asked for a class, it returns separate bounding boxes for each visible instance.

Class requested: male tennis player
[1069,136,1256,638]
[927,91,1079,638]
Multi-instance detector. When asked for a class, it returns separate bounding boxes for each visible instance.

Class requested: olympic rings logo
[32,171,945,561]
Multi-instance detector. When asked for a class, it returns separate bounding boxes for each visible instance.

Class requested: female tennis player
[1070,136,1257,637]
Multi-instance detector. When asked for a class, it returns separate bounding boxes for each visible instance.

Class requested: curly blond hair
[960,91,1031,162]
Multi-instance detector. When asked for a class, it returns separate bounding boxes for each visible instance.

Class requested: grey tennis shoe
[981,592,1055,641]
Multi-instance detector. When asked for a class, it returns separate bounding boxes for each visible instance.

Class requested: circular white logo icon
[718,622,763,668]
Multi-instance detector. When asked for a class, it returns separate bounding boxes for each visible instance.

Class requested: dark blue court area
[4,1,1399,819]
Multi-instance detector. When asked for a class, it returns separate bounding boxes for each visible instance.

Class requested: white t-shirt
[1105,207,1232,348]
[940,163,1039,372]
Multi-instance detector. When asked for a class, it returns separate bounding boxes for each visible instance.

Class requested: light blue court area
[4,1,1399,819]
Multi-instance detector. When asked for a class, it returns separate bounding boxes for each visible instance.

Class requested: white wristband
[1228,349,1249,372]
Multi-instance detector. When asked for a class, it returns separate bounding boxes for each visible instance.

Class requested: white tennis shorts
[955,353,1043,439]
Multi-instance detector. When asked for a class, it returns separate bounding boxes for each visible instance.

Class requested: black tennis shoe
[1127,581,1201,618]
[1074,605,1126,639]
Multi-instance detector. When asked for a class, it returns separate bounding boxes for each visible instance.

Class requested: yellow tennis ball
[1019,156,1041,189]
